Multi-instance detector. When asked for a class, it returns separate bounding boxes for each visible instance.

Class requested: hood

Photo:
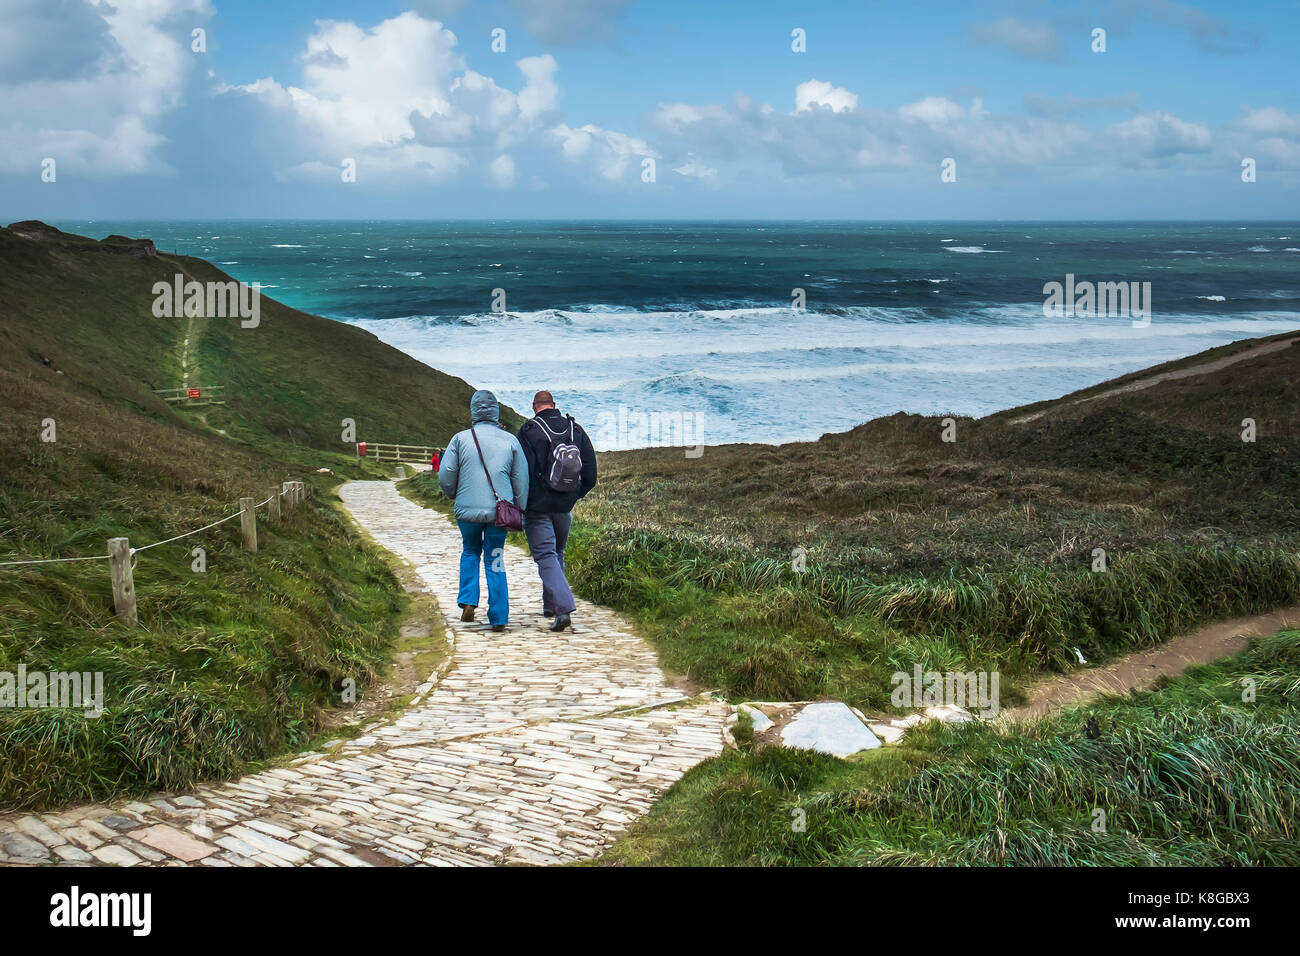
[470,389,500,424]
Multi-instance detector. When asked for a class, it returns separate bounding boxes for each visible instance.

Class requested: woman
[437,390,529,631]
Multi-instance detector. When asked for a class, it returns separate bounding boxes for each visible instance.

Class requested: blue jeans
[457,520,510,626]
[523,511,575,615]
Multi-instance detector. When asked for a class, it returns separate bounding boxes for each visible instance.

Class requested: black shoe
[459,605,476,623]
[492,624,506,632]
[550,613,571,632]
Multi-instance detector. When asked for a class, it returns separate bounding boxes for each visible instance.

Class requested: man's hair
[532,390,555,408]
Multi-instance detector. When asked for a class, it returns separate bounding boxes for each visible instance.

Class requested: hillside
[0,221,521,450]
[0,221,516,810]
[526,329,1300,704]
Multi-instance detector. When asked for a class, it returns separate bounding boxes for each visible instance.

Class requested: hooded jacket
[438,390,529,522]
[517,406,598,513]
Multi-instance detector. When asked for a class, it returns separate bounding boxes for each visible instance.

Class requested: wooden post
[108,537,137,626]
[295,480,306,504]
[395,464,406,479]
[282,481,295,511]
[268,488,281,521]
[240,497,257,552]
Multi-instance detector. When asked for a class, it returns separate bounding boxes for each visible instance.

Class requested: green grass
[0,222,515,810]
[597,628,1300,866]
[0,490,402,810]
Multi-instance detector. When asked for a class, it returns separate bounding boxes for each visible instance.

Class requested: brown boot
[460,604,476,623]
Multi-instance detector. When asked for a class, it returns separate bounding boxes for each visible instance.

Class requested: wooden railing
[153,385,226,406]
[357,442,441,464]
[0,482,308,627]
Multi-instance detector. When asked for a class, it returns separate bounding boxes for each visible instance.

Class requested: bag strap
[532,413,573,446]
[469,425,501,502]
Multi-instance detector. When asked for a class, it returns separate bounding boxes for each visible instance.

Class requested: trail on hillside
[1002,604,1300,721]
[1010,334,1299,425]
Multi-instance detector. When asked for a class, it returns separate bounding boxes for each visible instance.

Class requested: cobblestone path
[0,481,726,867]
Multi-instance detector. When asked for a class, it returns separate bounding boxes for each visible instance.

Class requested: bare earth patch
[1003,603,1300,721]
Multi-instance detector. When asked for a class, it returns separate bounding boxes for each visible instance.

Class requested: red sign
[187,388,201,398]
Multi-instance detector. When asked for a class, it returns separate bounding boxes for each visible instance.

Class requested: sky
[1,0,1298,220]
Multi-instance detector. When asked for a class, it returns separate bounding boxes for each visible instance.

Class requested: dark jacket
[517,408,597,513]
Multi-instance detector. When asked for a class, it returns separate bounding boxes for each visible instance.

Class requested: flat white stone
[868,723,906,744]
[780,702,881,757]
[924,705,974,724]
[889,713,926,728]
[737,705,773,733]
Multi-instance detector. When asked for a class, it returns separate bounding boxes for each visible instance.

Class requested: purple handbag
[470,426,524,531]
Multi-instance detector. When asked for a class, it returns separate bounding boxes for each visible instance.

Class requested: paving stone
[2,832,49,860]
[129,824,217,862]
[780,702,882,757]
[90,844,142,866]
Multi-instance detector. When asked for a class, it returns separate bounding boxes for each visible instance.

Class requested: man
[516,390,597,632]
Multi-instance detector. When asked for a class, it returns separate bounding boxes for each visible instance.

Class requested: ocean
[59,220,1300,448]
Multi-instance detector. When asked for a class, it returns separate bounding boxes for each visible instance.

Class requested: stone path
[0,481,727,867]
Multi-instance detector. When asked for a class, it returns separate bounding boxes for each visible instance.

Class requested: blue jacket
[438,390,529,522]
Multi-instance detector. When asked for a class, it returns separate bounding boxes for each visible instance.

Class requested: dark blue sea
[58,220,1300,447]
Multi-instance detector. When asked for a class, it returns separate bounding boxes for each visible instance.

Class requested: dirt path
[1011,334,1298,424]
[1002,604,1300,721]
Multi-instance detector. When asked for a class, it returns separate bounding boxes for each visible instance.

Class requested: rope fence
[0,480,310,626]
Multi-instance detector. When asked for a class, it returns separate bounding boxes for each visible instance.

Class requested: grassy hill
[513,329,1300,706]
[0,221,516,810]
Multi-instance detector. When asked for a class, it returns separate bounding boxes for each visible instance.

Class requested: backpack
[531,414,583,493]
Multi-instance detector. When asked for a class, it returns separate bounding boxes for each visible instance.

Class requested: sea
[57,220,1300,449]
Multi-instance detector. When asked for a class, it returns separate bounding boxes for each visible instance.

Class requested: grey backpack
[533,415,583,493]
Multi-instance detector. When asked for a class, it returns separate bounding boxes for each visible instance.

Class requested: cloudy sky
[1,0,1297,219]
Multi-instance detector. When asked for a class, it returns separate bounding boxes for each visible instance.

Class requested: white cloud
[899,96,965,126]
[645,80,1234,181]
[489,153,516,187]
[550,123,654,180]
[1235,107,1300,138]
[0,0,213,175]
[1222,106,1300,170]
[1108,111,1211,158]
[795,80,857,114]
[224,15,589,185]
[672,162,716,180]
[516,55,560,121]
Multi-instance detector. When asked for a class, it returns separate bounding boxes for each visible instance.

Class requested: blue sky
[2,0,1298,220]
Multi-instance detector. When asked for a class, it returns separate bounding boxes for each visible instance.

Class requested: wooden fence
[1,480,308,628]
[357,442,441,464]
[153,385,227,406]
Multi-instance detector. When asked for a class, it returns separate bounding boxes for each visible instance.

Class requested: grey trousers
[523,510,576,615]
